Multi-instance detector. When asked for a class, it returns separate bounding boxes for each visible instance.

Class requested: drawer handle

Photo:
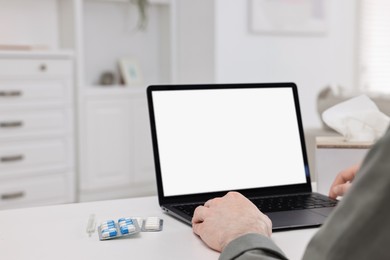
[0,155,24,162]
[0,90,22,97]
[0,121,23,128]
[40,64,47,72]
[1,191,25,200]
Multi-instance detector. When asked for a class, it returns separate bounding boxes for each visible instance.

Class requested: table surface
[316,136,373,149]
[0,196,317,260]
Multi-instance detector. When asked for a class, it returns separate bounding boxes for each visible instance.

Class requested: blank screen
[152,87,307,197]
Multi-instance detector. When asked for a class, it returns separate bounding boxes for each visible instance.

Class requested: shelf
[149,0,171,4]
[0,50,75,59]
[85,0,171,5]
[85,85,146,98]
[316,136,374,149]
[83,0,172,87]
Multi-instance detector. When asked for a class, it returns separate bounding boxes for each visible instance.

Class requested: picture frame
[119,58,144,86]
[249,0,328,35]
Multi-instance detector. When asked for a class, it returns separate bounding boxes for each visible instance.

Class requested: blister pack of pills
[97,217,163,241]
[98,217,141,240]
[141,217,163,232]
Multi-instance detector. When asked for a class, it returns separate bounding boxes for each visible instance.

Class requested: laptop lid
[147,83,312,207]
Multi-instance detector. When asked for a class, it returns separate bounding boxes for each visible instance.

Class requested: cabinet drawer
[0,59,72,78]
[0,173,69,209]
[0,79,70,104]
[0,108,71,139]
[0,138,71,173]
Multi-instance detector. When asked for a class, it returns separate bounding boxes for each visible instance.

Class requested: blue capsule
[101,220,115,225]
[101,228,117,238]
[118,218,133,225]
[100,220,115,227]
[120,224,136,235]
[100,222,116,230]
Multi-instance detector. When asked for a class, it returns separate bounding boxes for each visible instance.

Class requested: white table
[0,196,317,260]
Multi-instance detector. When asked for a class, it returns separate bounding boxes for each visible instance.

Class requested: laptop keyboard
[251,193,337,213]
[174,203,203,217]
[173,193,338,217]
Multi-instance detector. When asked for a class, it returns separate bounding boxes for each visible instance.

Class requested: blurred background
[0,0,389,209]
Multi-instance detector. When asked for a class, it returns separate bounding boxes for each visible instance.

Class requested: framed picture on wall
[119,58,144,86]
[249,0,328,35]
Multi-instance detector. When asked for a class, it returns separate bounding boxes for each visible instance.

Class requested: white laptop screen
[152,87,307,197]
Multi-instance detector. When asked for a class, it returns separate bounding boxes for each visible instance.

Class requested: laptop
[147,83,337,231]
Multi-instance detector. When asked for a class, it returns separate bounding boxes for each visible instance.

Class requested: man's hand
[328,163,360,199]
[192,191,272,252]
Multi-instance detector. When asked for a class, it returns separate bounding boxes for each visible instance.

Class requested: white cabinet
[131,95,156,185]
[79,89,155,201]
[77,0,170,201]
[83,97,132,190]
[78,0,216,201]
[0,54,76,209]
[1,0,214,204]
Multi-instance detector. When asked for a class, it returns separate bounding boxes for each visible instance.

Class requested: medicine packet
[97,217,163,241]
[98,217,141,240]
[141,217,163,232]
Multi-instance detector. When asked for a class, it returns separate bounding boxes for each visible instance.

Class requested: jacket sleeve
[302,127,390,260]
[219,233,288,260]
[220,127,390,260]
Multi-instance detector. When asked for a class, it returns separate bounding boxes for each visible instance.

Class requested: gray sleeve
[220,128,390,260]
[303,127,390,260]
[219,233,288,260]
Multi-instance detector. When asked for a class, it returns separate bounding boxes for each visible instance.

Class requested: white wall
[175,0,216,83]
[79,0,358,127]
[0,0,58,48]
[214,0,358,128]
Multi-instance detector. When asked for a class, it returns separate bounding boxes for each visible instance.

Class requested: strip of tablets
[142,217,163,232]
[98,217,163,241]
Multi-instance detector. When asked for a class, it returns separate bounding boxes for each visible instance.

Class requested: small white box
[315,136,373,196]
